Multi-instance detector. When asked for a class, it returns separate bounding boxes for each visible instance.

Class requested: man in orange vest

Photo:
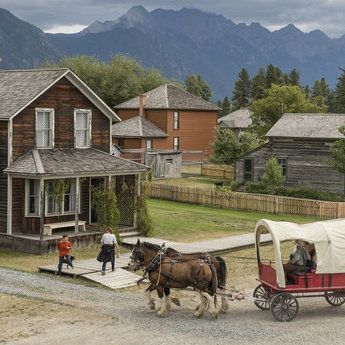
[57,234,73,276]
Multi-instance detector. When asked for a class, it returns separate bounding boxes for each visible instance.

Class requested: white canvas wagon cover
[255,218,345,288]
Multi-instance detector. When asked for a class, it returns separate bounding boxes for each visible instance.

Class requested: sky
[1,0,345,38]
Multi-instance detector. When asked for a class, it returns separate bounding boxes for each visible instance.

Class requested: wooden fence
[147,183,345,219]
[202,165,235,179]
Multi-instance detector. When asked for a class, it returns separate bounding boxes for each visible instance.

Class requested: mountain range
[1,6,345,99]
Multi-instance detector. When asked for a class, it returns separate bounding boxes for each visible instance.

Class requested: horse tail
[216,256,227,290]
[210,263,218,296]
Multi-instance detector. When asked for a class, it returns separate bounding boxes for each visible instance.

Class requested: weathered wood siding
[235,139,345,195]
[12,77,110,161]
[0,121,8,233]
[13,178,90,234]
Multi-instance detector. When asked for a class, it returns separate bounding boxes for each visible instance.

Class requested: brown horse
[129,240,219,318]
[145,243,229,313]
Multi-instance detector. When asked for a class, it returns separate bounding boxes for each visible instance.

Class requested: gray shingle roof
[218,108,253,129]
[112,116,168,138]
[266,113,345,139]
[115,84,221,111]
[0,68,120,122]
[4,148,147,176]
[0,69,68,120]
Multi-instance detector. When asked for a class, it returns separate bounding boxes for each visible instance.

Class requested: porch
[2,148,147,253]
[0,225,140,255]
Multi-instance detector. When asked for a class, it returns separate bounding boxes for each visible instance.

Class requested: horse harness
[142,250,214,291]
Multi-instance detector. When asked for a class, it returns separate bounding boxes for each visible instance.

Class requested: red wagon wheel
[325,291,345,306]
[253,284,272,310]
[270,292,299,322]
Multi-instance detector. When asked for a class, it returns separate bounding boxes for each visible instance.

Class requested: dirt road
[1,268,345,345]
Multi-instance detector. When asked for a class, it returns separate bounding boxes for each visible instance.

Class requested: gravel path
[1,268,345,345]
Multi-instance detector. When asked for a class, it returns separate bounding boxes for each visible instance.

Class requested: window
[36,109,54,148]
[46,181,78,215]
[173,137,179,150]
[75,109,91,148]
[146,139,152,149]
[27,180,40,216]
[173,111,179,130]
[278,158,288,177]
[118,138,124,149]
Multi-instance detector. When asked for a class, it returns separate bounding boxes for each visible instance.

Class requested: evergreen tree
[217,100,224,118]
[288,68,300,86]
[232,68,251,109]
[184,74,212,101]
[304,85,311,99]
[334,67,345,113]
[251,67,266,101]
[222,96,231,115]
[265,64,284,88]
[329,126,345,174]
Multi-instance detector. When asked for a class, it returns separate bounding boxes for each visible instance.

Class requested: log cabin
[235,113,345,195]
[0,68,147,254]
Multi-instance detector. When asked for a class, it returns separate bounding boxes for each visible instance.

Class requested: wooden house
[218,108,253,135]
[0,68,147,254]
[114,84,220,160]
[235,113,345,195]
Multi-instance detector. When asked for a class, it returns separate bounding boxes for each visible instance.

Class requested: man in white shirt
[97,227,120,275]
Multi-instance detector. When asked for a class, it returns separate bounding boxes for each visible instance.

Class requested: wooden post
[74,177,80,234]
[200,151,203,175]
[39,178,45,241]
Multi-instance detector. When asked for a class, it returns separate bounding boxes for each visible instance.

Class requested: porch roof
[4,148,148,177]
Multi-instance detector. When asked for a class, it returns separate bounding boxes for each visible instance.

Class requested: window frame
[45,181,80,216]
[25,179,41,217]
[74,109,92,148]
[146,139,153,149]
[173,136,179,150]
[277,157,288,177]
[173,111,179,130]
[35,108,55,148]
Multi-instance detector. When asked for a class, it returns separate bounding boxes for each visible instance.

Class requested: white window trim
[35,108,55,148]
[173,136,179,150]
[25,179,41,217]
[173,111,179,130]
[146,139,152,149]
[74,109,92,148]
[45,181,81,216]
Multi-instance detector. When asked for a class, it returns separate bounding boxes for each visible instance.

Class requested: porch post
[75,177,80,234]
[137,173,141,197]
[39,178,45,240]
[7,175,12,235]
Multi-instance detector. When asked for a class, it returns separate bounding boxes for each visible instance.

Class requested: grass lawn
[153,176,233,189]
[148,198,322,242]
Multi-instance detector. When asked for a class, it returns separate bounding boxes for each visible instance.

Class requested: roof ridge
[138,116,143,137]
[33,149,45,174]
[0,68,69,73]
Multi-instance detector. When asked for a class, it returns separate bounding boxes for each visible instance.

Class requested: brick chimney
[139,94,147,117]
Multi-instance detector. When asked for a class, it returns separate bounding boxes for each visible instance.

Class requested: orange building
[113,84,220,159]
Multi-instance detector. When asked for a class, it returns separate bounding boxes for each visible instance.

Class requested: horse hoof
[157,311,167,317]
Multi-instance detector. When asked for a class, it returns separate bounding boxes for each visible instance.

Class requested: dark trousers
[102,251,115,271]
[57,254,73,275]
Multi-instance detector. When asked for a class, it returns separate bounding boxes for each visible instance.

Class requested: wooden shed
[235,113,345,195]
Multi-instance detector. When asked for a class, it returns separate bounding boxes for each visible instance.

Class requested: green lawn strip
[148,198,322,242]
[153,176,233,189]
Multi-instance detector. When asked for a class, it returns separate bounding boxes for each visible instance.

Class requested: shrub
[245,183,342,202]
[261,157,285,188]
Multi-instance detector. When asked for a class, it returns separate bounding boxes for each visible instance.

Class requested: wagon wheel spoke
[325,291,345,306]
[270,293,299,322]
[253,285,272,310]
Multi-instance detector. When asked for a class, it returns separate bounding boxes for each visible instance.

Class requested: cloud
[1,0,345,37]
